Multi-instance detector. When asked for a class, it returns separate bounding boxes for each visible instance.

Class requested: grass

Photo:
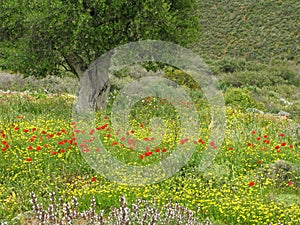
[0,84,299,224]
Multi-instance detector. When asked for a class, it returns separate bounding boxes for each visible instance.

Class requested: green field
[0,66,299,224]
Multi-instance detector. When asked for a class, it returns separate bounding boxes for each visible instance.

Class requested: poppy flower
[139,154,144,159]
[281,142,286,147]
[26,157,32,162]
[91,177,96,182]
[279,133,284,137]
[249,181,255,187]
[145,151,152,156]
[111,141,118,146]
[288,181,293,187]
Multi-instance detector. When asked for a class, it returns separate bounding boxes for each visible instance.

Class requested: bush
[224,87,262,111]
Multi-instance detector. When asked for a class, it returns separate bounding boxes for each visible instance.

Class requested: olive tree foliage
[0,0,200,110]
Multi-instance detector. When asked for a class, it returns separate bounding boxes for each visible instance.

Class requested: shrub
[224,87,262,111]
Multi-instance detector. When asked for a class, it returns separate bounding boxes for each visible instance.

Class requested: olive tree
[0,0,201,110]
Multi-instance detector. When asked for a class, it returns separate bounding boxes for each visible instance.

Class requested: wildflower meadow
[0,83,299,224]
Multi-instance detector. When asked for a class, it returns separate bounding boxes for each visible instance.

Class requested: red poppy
[120,136,126,141]
[26,157,32,162]
[281,142,286,147]
[288,181,293,187]
[28,146,33,150]
[247,143,252,147]
[24,129,29,133]
[61,149,65,153]
[210,141,215,147]
[52,151,58,155]
[91,177,96,182]
[251,130,256,135]
[162,148,167,153]
[145,146,150,151]
[262,147,266,151]
[36,146,42,151]
[32,127,37,132]
[155,148,160,153]
[249,181,255,187]
[263,135,268,138]
[14,127,19,131]
[256,137,261,141]
[111,141,118,146]
[279,133,285,137]
[139,154,144,159]
[275,145,280,149]
[140,124,144,128]
[290,145,294,149]
[130,130,134,134]
[257,160,262,164]
[145,151,152,156]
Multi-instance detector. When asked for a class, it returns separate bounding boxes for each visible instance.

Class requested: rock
[277,110,290,117]
[248,108,264,114]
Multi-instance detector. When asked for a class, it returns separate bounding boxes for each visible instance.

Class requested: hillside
[197,0,300,62]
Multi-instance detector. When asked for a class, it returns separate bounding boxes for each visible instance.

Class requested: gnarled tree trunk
[64,52,111,112]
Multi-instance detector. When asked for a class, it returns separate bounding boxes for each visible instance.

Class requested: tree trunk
[64,52,111,112]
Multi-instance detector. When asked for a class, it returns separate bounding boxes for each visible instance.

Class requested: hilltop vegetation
[197,0,300,62]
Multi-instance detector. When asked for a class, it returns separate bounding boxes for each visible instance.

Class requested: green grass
[0,85,299,224]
